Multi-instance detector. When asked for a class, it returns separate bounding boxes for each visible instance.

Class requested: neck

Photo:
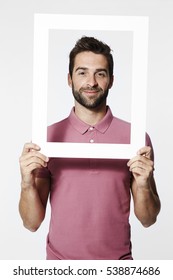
[74,102,107,126]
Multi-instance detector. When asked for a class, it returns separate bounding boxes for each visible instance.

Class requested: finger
[21,143,49,162]
[131,167,154,179]
[127,154,153,168]
[19,151,49,172]
[130,167,151,179]
[29,150,49,162]
[23,162,44,172]
[21,156,48,169]
[129,166,146,176]
[128,160,154,175]
[20,158,48,180]
[22,142,41,155]
[128,160,145,172]
[20,151,49,167]
[137,146,152,159]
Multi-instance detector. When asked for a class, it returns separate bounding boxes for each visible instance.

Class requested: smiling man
[19,36,160,260]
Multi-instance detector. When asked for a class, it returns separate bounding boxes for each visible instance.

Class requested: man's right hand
[19,143,49,188]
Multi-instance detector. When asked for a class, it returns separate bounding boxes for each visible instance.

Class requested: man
[19,36,160,260]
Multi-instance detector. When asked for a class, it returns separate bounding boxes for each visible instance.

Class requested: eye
[78,71,86,76]
[96,71,107,77]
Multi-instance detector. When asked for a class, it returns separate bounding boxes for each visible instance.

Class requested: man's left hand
[127,146,154,189]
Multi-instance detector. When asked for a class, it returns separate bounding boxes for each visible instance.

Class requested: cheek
[100,81,110,89]
[74,79,87,89]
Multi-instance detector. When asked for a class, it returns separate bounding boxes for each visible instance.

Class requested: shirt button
[90,139,94,143]
[89,127,94,131]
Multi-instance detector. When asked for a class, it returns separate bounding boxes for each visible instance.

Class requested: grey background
[0,0,172,259]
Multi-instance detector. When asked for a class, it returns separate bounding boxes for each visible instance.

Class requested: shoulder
[48,117,69,130]
[106,107,131,130]
[111,115,131,131]
[47,117,70,142]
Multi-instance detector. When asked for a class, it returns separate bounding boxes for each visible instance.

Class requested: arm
[19,143,50,232]
[127,146,161,227]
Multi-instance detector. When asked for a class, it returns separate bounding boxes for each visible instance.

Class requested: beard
[72,84,109,109]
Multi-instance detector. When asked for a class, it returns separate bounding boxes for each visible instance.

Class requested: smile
[82,89,100,95]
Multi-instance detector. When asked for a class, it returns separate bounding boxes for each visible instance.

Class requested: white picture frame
[32,14,149,159]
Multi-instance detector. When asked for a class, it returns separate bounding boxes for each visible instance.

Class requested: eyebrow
[75,67,108,73]
[75,67,87,72]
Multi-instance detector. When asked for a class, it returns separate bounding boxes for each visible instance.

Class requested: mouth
[82,88,101,95]
[83,90,99,94]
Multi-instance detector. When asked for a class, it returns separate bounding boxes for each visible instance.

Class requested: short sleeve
[145,133,154,161]
[35,167,51,179]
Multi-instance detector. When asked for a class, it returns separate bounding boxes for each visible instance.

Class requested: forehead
[74,51,108,69]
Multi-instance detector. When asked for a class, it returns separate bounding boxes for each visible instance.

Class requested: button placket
[88,127,99,172]
[89,127,95,143]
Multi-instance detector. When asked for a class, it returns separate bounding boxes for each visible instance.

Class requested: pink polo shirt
[37,107,153,260]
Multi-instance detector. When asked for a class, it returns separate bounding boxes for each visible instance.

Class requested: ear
[108,75,114,89]
[68,73,72,88]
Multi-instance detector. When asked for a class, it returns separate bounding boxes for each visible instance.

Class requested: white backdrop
[0,0,173,260]
[47,29,132,125]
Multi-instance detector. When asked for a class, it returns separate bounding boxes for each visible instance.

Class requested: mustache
[80,86,102,92]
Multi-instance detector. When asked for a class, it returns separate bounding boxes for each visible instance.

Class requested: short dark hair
[69,36,114,78]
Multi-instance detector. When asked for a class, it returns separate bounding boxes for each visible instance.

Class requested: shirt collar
[69,106,113,135]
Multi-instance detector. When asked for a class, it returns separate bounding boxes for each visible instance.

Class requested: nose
[87,74,98,87]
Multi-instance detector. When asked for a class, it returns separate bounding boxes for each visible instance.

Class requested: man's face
[68,51,113,109]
